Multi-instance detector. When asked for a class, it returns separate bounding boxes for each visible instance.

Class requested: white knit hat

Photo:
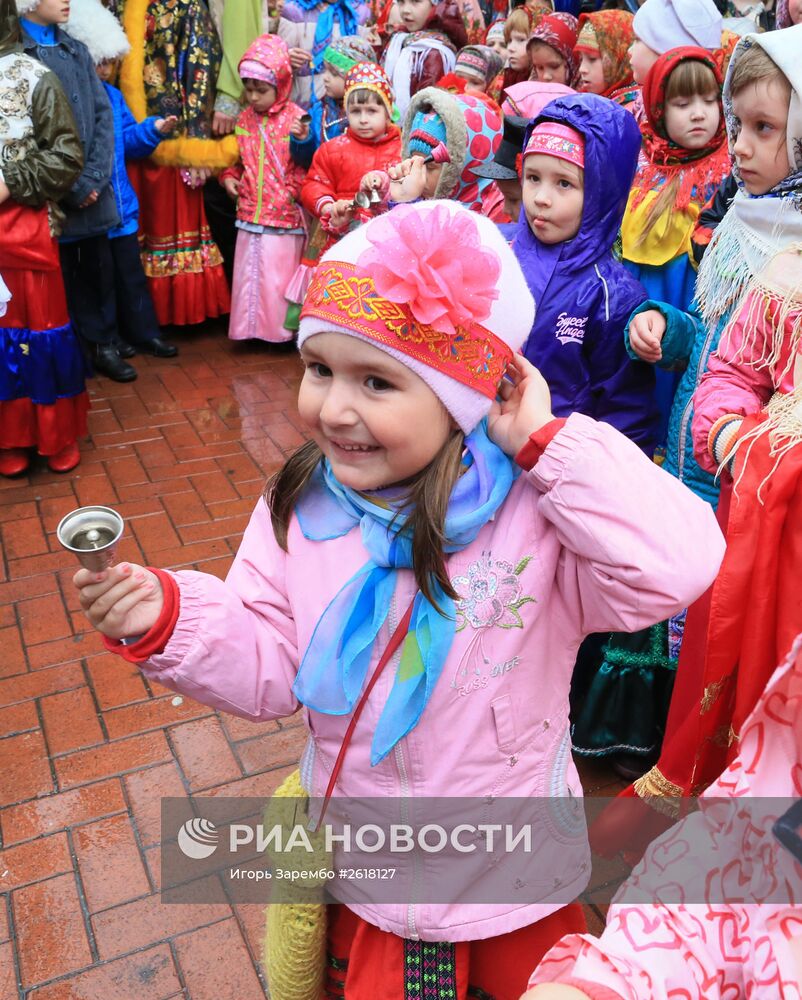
[15,0,42,15]
[633,0,722,53]
[298,202,535,434]
[65,0,130,62]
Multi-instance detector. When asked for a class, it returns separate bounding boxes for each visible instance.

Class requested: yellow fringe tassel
[263,770,328,1000]
[119,0,239,169]
[632,765,683,819]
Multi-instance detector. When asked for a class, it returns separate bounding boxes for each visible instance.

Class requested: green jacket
[0,1,82,205]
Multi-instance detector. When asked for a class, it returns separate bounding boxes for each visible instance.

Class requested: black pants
[59,235,116,348]
[60,233,160,348]
[203,178,237,286]
[109,232,161,346]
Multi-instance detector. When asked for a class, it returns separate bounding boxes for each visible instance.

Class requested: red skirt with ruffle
[0,203,89,455]
[129,161,230,327]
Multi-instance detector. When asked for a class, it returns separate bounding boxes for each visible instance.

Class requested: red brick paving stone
[17,594,72,647]
[0,899,8,941]
[190,470,239,505]
[0,701,39,736]
[199,765,296,801]
[0,500,37,523]
[178,513,250,544]
[40,687,104,756]
[7,549,71,581]
[86,652,149,710]
[0,833,72,891]
[27,944,181,1000]
[55,731,172,790]
[0,571,61,607]
[73,814,151,912]
[236,729,308,776]
[161,489,211,528]
[0,627,26,678]
[1,516,49,560]
[174,916,265,1000]
[170,717,241,792]
[193,558,232,580]
[0,941,16,1000]
[101,455,150,488]
[233,904,267,968]
[103,694,213,740]
[26,631,97,671]
[91,887,231,960]
[1,779,126,845]
[130,512,182,557]
[73,474,119,510]
[124,760,186,847]
[0,731,54,806]
[221,716,281,742]
[13,872,93,987]
[151,538,230,570]
[0,662,84,706]
[135,439,176,469]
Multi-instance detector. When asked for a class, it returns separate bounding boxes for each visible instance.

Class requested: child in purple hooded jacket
[509,93,660,454]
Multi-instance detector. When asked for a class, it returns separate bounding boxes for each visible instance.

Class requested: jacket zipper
[388,594,419,940]
[254,119,266,224]
[677,320,717,482]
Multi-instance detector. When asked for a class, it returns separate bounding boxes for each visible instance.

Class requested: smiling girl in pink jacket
[73,201,724,1000]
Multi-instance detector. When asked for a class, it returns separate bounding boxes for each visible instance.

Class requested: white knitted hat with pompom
[65,0,130,62]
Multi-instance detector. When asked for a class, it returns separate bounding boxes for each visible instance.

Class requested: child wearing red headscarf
[527,12,579,88]
[574,10,637,107]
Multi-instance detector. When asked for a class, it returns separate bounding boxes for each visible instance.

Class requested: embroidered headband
[523,121,585,169]
[301,262,511,399]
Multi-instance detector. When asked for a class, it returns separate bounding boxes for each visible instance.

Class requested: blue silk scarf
[293,420,517,764]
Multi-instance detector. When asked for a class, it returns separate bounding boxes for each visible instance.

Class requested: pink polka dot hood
[402,87,503,214]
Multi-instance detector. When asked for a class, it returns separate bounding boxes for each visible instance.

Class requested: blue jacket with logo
[103,83,162,239]
[507,94,659,452]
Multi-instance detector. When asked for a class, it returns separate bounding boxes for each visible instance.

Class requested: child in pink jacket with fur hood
[74,201,724,1000]
[219,34,308,343]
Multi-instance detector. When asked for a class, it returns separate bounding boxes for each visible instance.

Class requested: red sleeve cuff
[515,418,567,471]
[102,568,180,664]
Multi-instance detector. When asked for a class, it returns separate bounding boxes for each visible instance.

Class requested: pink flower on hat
[357,204,500,336]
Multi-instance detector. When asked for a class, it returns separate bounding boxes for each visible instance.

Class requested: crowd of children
[3,0,802,992]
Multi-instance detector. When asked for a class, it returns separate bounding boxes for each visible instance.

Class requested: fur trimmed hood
[402,87,502,208]
[65,0,130,62]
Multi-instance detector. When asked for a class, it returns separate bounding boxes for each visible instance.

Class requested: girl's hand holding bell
[74,563,164,639]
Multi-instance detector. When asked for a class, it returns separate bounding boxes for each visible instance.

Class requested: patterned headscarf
[323,34,377,75]
[631,46,729,213]
[574,10,634,99]
[455,44,503,85]
[528,12,579,88]
[238,34,293,110]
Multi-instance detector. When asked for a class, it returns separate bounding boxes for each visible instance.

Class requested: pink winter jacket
[692,285,802,475]
[527,631,802,1000]
[219,35,306,230]
[140,414,724,942]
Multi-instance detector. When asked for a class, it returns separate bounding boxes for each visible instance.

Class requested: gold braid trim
[120,0,239,169]
[632,766,683,819]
